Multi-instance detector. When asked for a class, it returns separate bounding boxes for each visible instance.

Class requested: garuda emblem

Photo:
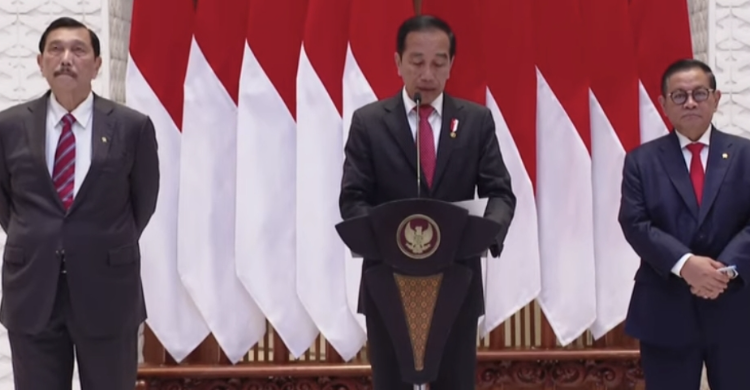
[397,214,440,259]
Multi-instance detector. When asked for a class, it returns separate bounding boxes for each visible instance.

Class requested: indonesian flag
[234,0,317,358]
[534,0,597,345]
[296,0,366,360]
[342,0,415,328]
[126,0,209,362]
[630,0,693,142]
[421,0,541,337]
[581,0,641,339]
[177,0,265,363]
[479,0,542,336]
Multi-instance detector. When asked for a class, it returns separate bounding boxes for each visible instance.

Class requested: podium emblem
[397,214,441,259]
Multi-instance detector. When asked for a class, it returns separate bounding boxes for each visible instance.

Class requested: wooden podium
[335,198,501,386]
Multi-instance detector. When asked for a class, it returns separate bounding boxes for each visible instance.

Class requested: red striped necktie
[53,113,76,210]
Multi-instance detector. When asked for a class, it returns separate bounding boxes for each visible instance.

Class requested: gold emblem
[397,214,440,259]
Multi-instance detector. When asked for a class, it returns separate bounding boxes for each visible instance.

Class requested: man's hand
[680,255,730,299]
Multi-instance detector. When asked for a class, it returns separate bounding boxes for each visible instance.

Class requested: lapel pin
[722,152,728,159]
[450,118,458,138]
[102,137,107,143]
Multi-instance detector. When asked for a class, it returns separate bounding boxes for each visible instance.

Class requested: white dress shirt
[671,126,712,276]
[45,92,94,197]
[402,87,443,151]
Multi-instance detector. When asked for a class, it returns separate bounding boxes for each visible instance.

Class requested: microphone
[413,92,422,198]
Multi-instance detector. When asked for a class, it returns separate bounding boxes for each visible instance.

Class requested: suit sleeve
[716,222,750,287]
[130,116,160,238]
[477,109,516,257]
[0,124,10,232]
[339,110,375,220]
[618,151,691,278]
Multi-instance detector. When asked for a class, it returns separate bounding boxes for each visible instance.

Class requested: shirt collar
[675,125,712,149]
[402,87,443,117]
[48,91,94,129]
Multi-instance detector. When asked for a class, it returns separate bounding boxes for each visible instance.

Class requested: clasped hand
[680,255,731,299]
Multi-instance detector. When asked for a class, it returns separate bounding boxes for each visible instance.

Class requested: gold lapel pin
[102,137,108,143]
[722,152,728,159]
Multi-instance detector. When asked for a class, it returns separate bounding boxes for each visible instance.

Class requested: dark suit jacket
[619,127,750,347]
[0,91,159,338]
[339,92,516,318]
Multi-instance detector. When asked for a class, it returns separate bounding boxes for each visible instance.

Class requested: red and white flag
[296,0,366,360]
[235,0,317,358]
[177,0,265,363]
[581,0,641,339]
[534,0,596,345]
[342,0,415,329]
[126,0,209,362]
[479,0,542,337]
[630,0,693,142]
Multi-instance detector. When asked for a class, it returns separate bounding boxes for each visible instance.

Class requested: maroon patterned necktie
[53,113,76,210]
[417,105,436,187]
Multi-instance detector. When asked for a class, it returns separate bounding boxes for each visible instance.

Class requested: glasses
[668,88,714,105]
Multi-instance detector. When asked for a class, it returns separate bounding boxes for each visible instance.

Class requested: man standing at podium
[339,15,516,390]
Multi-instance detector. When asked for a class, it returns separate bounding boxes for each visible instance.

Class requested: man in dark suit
[339,15,516,390]
[619,58,750,389]
[0,17,159,390]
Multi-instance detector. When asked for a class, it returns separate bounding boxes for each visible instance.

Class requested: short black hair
[396,15,455,58]
[660,58,716,95]
[38,17,101,58]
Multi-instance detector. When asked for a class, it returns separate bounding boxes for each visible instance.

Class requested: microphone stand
[413,92,428,390]
[414,92,422,198]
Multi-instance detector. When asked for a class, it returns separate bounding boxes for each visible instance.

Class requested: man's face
[394,29,453,105]
[658,68,720,135]
[37,27,101,94]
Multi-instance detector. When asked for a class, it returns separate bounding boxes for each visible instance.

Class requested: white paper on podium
[348,199,490,258]
[451,198,489,217]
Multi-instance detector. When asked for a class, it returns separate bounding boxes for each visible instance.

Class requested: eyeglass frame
[667,87,715,105]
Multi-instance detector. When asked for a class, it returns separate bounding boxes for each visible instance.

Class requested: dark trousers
[640,340,750,390]
[8,274,138,390]
[364,290,478,390]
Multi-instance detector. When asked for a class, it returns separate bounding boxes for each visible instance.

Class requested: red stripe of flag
[483,0,536,184]
[304,0,350,115]
[247,0,309,118]
[421,0,486,105]
[630,0,693,129]
[129,0,194,130]
[581,0,641,151]
[534,0,590,151]
[349,0,415,100]
[194,0,249,104]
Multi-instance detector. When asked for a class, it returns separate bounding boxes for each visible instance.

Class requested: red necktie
[687,142,704,205]
[53,114,76,210]
[417,105,436,187]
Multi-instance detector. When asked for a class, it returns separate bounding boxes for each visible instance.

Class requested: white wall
[712,0,750,138]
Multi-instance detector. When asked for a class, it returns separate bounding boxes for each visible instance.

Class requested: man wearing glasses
[618,58,750,389]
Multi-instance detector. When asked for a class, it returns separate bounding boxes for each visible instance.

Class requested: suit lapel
[431,96,461,191]
[698,128,733,226]
[68,95,114,214]
[658,132,699,218]
[24,92,66,210]
[383,94,419,174]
